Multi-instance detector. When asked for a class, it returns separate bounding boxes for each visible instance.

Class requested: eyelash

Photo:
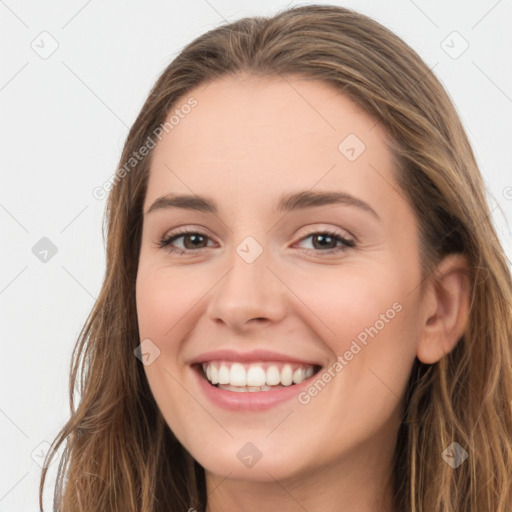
[157,228,355,256]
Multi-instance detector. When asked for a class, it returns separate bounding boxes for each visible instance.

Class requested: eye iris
[313,234,336,250]
[184,234,206,249]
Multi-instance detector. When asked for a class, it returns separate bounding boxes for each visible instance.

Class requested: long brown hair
[39,4,512,511]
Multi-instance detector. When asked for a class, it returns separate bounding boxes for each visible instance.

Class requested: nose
[205,245,287,332]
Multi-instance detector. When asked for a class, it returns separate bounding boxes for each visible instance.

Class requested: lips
[191,358,322,411]
[189,349,323,400]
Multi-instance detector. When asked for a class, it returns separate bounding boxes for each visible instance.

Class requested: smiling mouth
[194,361,322,392]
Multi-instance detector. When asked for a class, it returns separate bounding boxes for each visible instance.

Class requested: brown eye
[158,230,213,253]
[296,230,355,255]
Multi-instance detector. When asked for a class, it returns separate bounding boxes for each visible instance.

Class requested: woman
[39,4,512,511]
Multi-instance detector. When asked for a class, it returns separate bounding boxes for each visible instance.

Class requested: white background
[1,1,511,510]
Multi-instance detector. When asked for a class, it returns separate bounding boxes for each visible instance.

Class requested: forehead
[146,73,400,215]
[154,73,386,158]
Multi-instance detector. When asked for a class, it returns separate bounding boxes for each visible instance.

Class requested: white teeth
[210,364,219,384]
[281,364,293,386]
[266,365,281,385]
[217,384,283,392]
[293,367,304,384]
[247,366,266,387]
[201,361,318,390]
[230,363,246,386]
[218,364,230,385]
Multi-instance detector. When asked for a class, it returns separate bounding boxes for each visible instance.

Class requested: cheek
[291,270,417,441]
[136,265,201,341]
[135,266,198,435]
[295,268,405,346]
[296,265,419,394]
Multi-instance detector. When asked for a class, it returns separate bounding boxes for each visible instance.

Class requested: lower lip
[192,365,318,411]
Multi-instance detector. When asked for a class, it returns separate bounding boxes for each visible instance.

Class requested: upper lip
[189,349,323,367]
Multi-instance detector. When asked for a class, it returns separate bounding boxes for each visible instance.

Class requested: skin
[135,73,470,512]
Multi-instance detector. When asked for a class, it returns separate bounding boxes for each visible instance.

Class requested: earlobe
[417,254,471,365]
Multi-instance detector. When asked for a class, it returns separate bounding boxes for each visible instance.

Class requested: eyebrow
[145,190,380,219]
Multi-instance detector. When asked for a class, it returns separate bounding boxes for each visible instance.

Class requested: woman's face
[136,74,424,484]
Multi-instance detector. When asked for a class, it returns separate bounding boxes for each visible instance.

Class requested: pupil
[185,234,205,249]
[314,234,334,249]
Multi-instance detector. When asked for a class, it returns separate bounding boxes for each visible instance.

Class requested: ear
[417,254,471,364]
